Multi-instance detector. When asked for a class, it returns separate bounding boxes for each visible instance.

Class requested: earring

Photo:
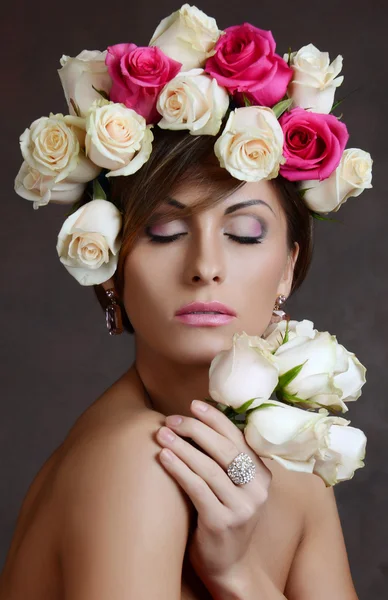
[105,289,124,335]
[270,294,290,324]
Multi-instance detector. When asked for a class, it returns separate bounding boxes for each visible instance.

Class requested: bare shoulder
[261,459,358,600]
[52,395,193,599]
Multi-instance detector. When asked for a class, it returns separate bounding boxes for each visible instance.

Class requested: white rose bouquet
[207,323,367,487]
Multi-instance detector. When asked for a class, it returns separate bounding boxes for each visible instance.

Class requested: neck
[133,339,214,418]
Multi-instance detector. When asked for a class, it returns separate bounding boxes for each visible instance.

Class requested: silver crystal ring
[226,452,256,486]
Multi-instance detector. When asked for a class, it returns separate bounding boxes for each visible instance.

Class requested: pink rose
[204,23,293,107]
[279,108,349,181]
[106,43,182,124]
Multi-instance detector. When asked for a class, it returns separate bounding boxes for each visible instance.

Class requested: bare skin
[1,179,358,598]
[0,364,307,600]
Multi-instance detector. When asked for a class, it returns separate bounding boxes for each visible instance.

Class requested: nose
[183,226,226,286]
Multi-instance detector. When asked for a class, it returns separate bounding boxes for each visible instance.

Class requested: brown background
[1,1,387,597]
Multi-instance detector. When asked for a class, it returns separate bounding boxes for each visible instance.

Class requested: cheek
[233,243,288,331]
[121,248,174,324]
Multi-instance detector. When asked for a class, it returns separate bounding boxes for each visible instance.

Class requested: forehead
[170,179,284,220]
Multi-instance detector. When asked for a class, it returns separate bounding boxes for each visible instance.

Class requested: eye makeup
[144,215,268,245]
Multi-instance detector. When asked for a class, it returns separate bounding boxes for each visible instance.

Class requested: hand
[155,399,272,586]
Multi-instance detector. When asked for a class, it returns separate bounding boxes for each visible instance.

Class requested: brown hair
[93,126,314,334]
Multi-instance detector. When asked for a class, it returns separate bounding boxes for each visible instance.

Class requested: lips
[175,301,237,317]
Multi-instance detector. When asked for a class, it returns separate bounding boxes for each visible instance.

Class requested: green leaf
[242,94,252,107]
[276,361,307,390]
[69,98,81,117]
[254,402,278,410]
[310,211,339,223]
[234,398,257,414]
[281,320,290,346]
[272,98,293,119]
[287,47,292,66]
[92,85,110,100]
[276,389,311,405]
[93,179,107,201]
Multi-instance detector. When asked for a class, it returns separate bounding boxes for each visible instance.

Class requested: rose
[149,3,221,71]
[205,23,293,107]
[19,113,101,184]
[312,424,367,486]
[285,44,344,114]
[157,68,229,135]
[244,401,366,485]
[214,106,284,182]
[208,332,279,410]
[299,148,373,213]
[279,108,349,181]
[58,50,113,117]
[56,199,122,286]
[105,43,181,124]
[85,100,154,177]
[14,162,86,210]
[263,319,366,412]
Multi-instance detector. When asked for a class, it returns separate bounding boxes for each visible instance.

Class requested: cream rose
[58,50,113,117]
[85,100,154,177]
[56,199,122,285]
[245,401,350,470]
[157,68,229,135]
[208,332,279,410]
[299,148,373,213]
[14,161,86,210]
[214,106,284,182]
[312,424,367,486]
[20,113,100,184]
[264,320,366,413]
[285,44,344,114]
[149,3,221,70]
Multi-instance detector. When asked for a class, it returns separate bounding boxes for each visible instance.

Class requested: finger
[158,447,229,526]
[191,400,246,447]
[165,413,240,472]
[157,425,244,509]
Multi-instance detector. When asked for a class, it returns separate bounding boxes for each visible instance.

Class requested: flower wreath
[15,3,373,287]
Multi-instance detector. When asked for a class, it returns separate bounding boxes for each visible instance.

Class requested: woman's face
[120,179,299,365]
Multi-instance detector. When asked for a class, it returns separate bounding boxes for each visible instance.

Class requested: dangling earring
[105,289,124,335]
[270,294,290,324]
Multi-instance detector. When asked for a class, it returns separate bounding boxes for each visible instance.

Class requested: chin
[169,327,236,365]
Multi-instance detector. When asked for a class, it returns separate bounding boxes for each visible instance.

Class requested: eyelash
[145,230,264,245]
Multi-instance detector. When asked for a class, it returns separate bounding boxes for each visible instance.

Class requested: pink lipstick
[175,301,236,327]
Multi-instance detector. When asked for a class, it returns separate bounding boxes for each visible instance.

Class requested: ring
[226,452,256,485]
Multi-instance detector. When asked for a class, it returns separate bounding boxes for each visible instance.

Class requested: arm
[55,412,192,600]
[284,475,359,600]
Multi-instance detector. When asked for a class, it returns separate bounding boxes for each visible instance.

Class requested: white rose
[333,343,366,403]
[149,3,221,70]
[157,68,229,136]
[14,162,86,210]
[58,50,112,117]
[85,100,154,177]
[209,331,279,410]
[284,43,344,114]
[214,106,285,182]
[245,401,350,475]
[268,320,366,413]
[312,424,367,486]
[20,113,100,184]
[299,148,373,213]
[56,199,122,285]
[263,319,315,353]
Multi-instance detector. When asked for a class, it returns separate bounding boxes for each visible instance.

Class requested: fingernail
[165,415,183,427]
[191,399,209,412]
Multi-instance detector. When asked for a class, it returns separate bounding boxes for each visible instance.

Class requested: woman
[2,4,371,598]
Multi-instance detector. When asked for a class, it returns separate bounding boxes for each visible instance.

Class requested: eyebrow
[166,197,275,216]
